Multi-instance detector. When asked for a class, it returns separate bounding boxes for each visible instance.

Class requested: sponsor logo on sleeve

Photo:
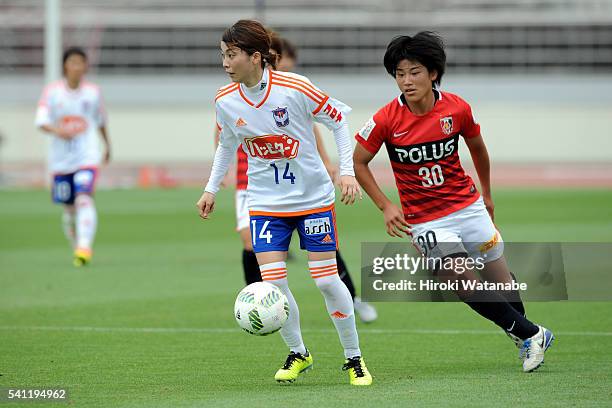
[323,103,343,123]
[358,117,376,140]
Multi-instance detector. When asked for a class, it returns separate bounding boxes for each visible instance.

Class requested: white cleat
[521,326,555,373]
[506,332,525,360]
[354,297,378,323]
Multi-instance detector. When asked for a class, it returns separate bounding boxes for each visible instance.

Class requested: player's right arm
[354,113,410,238]
[35,84,77,140]
[353,143,410,238]
[196,107,239,220]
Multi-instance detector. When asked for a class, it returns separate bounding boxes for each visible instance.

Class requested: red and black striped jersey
[355,91,481,224]
[236,145,248,190]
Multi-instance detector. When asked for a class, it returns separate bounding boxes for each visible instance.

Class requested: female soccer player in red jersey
[353,32,554,373]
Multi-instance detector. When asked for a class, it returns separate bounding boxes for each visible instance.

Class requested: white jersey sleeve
[204,104,240,194]
[300,79,354,177]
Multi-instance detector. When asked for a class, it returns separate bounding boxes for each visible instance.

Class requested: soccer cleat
[73,248,92,267]
[342,356,372,386]
[274,351,313,383]
[506,332,525,360]
[354,297,378,323]
[521,326,555,372]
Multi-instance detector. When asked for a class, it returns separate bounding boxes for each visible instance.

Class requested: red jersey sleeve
[354,109,388,155]
[460,98,481,139]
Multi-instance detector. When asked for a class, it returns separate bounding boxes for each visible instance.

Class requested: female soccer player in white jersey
[214,31,377,323]
[353,32,554,373]
[35,47,111,266]
[197,20,372,385]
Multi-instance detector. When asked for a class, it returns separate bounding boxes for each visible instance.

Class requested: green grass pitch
[1,188,611,407]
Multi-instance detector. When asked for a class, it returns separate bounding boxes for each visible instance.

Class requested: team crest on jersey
[244,134,299,160]
[272,107,290,127]
[440,116,453,135]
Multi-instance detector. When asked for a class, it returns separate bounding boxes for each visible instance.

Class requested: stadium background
[1,1,611,407]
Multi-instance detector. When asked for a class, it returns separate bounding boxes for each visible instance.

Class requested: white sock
[309,258,361,358]
[62,207,76,248]
[260,262,307,355]
[75,194,97,251]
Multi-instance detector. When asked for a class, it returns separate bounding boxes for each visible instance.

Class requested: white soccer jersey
[35,79,106,174]
[207,67,353,215]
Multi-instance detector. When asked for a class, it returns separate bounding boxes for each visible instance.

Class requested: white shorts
[235,189,250,232]
[410,197,504,264]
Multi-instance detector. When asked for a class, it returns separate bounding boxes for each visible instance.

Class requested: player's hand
[483,194,495,222]
[196,191,216,220]
[339,175,362,205]
[382,203,411,238]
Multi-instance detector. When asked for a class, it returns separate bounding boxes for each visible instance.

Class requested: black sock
[336,250,356,300]
[464,289,538,340]
[242,250,262,285]
[501,272,526,317]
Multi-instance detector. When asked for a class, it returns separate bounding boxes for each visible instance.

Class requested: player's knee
[74,194,94,208]
[313,274,339,293]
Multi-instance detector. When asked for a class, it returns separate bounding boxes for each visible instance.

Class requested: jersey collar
[238,68,273,108]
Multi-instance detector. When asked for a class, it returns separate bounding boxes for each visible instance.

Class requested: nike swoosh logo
[506,321,516,332]
[393,130,409,138]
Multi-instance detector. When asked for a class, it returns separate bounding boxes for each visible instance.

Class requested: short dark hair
[383,32,446,87]
[222,19,278,69]
[280,38,298,61]
[62,46,87,65]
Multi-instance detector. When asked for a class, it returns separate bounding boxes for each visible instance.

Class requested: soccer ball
[234,282,289,336]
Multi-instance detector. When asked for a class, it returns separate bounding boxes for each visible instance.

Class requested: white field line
[0,325,611,336]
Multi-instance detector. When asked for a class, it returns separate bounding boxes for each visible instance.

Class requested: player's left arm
[309,92,361,205]
[464,134,494,221]
[99,126,111,164]
[313,125,338,183]
[96,89,111,164]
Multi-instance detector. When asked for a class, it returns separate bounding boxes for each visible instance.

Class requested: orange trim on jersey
[217,82,238,94]
[270,72,325,99]
[270,80,324,104]
[311,95,330,115]
[215,122,222,131]
[215,84,239,101]
[238,69,273,108]
[249,203,334,218]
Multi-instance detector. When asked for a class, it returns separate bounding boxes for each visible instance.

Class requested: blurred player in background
[213,31,377,323]
[198,19,372,385]
[35,47,111,266]
[353,32,554,373]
